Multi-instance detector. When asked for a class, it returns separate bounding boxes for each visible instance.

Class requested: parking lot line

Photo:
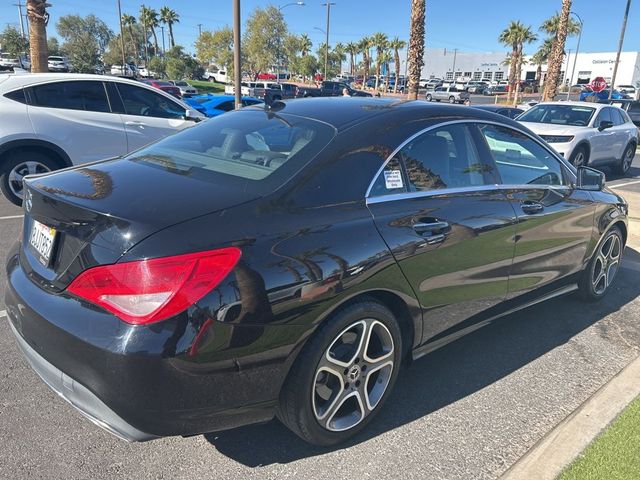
[0,310,6,319]
[610,179,640,189]
[0,214,23,221]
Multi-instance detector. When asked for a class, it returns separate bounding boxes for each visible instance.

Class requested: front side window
[594,108,612,127]
[116,83,185,119]
[610,108,625,126]
[478,124,565,186]
[31,81,110,113]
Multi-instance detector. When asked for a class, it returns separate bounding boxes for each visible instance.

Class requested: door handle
[125,121,146,127]
[521,201,544,214]
[412,220,450,244]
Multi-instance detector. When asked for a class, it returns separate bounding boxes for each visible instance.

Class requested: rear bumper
[8,319,157,442]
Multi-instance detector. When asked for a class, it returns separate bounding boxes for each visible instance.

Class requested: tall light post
[566,11,583,100]
[277,2,305,83]
[233,0,242,109]
[160,25,165,56]
[321,2,335,81]
[610,0,632,100]
[117,0,126,69]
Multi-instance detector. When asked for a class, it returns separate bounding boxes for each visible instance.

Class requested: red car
[141,80,182,98]
[257,72,277,80]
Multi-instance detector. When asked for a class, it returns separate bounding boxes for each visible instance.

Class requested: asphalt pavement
[1,157,640,479]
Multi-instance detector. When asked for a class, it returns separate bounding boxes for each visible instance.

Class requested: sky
[1,0,639,57]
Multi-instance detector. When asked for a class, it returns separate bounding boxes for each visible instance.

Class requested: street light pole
[117,0,126,70]
[321,2,336,81]
[566,11,583,100]
[233,0,242,110]
[610,0,632,100]
[277,2,305,83]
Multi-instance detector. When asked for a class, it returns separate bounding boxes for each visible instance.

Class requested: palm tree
[140,6,160,56]
[540,12,581,40]
[121,14,139,64]
[345,42,358,76]
[299,34,312,56]
[407,0,426,100]
[358,36,373,81]
[499,21,537,102]
[371,32,388,91]
[531,38,554,88]
[389,37,407,93]
[543,0,573,101]
[160,7,179,48]
[26,0,49,72]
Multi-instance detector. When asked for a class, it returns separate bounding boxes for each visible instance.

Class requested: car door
[476,123,595,299]
[27,80,127,165]
[609,107,632,157]
[367,122,518,344]
[589,107,616,164]
[109,81,195,153]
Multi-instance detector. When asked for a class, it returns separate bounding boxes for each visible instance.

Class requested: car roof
[473,105,519,112]
[247,97,524,132]
[533,101,607,110]
[0,72,157,92]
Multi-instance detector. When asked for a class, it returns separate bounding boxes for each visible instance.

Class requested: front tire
[0,151,59,206]
[426,93,432,101]
[278,299,402,446]
[448,96,456,104]
[569,144,589,168]
[613,142,635,176]
[578,226,623,301]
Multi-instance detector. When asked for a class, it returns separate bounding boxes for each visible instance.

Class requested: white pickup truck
[224,81,276,96]
[205,69,229,83]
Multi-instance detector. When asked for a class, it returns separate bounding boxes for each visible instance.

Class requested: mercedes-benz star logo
[347,364,361,382]
[25,189,33,212]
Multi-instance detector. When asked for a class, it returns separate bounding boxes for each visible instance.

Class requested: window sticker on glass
[384,169,403,189]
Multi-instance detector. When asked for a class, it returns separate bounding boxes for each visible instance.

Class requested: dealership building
[420,48,640,87]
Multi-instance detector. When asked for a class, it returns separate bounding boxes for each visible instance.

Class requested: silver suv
[426,86,470,104]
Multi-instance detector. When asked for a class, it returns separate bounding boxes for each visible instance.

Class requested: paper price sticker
[384,170,404,189]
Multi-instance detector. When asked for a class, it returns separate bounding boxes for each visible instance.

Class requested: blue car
[579,89,629,102]
[184,94,263,118]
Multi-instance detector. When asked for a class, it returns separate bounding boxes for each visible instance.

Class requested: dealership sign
[590,76,607,93]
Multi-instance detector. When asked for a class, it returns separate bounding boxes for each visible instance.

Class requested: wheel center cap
[347,365,361,381]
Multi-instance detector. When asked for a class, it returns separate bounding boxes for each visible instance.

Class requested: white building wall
[521,51,640,87]
[421,48,508,82]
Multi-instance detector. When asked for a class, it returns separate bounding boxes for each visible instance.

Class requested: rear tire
[426,93,432,101]
[448,96,456,104]
[569,144,589,168]
[613,142,635,176]
[578,226,623,302]
[277,299,402,446]
[0,150,60,206]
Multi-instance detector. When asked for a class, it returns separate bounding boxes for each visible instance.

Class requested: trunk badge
[25,189,32,213]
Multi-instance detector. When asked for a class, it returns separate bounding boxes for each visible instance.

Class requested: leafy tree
[147,56,166,77]
[244,5,287,77]
[407,0,425,99]
[121,14,139,64]
[164,46,203,80]
[140,6,159,56]
[27,0,49,72]
[389,37,407,93]
[103,26,146,67]
[160,7,179,48]
[47,37,63,56]
[316,43,344,79]
[0,26,29,56]
[57,14,113,73]
[195,27,234,73]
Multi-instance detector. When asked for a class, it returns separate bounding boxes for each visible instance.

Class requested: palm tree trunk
[507,48,517,102]
[393,48,400,93]
[169,22,175,48]
[349,52,354,76]
[407,0,426,100]
[151,28,159,56]
[128,26,139,64]
[27,0,48,73]
[543,0,572,101]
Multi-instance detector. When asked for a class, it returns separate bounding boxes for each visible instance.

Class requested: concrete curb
[500,353,640,480]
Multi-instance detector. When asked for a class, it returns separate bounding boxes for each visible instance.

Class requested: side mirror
[598,120,614,131]
[576,166,605,191]
[184,109,201,122]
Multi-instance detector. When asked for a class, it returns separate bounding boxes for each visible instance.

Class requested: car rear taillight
[67,248,241,325]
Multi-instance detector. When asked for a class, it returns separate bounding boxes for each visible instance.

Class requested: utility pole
[610,0,632,100]
[13,1,25,38]
[321,2,335,81]
[117,0,126,69]
[233,0,242,109]
[160,25,165,56]
[141,4,149,65]
[197,24,203,37]
[451,48,458,81]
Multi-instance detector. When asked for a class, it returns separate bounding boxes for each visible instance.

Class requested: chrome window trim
[364,118,576,201]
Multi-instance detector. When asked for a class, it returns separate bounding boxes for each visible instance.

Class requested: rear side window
[31,81,110,113]
[478,124,565,186]
[4,88,26,104]
[216,100,235,112]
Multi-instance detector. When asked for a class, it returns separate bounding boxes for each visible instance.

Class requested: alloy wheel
[572,150,586,167]
[622,146,634,173]
[8,161,51,200]
[312,318,394,432]
[592,233,621,295]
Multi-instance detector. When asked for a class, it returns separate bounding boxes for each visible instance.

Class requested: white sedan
[518,101,638,175]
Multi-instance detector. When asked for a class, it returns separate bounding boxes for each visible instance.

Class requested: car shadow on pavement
[604,163,640,182]
[204,248,640,467]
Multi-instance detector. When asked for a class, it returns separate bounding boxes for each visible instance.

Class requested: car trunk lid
[21,158,260,292]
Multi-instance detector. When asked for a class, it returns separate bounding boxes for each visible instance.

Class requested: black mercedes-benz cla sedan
[5,97,628,446]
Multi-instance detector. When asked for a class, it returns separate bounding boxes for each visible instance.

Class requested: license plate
[29,220,57,266]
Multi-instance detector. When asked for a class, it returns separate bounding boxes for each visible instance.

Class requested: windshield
[155,81,173,87]
[175,81,188,86]
[127,110,336,194]
[49,56,63,61]
[518,104,596,126]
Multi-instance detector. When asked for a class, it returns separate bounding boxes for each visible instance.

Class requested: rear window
[127,110,336,194]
